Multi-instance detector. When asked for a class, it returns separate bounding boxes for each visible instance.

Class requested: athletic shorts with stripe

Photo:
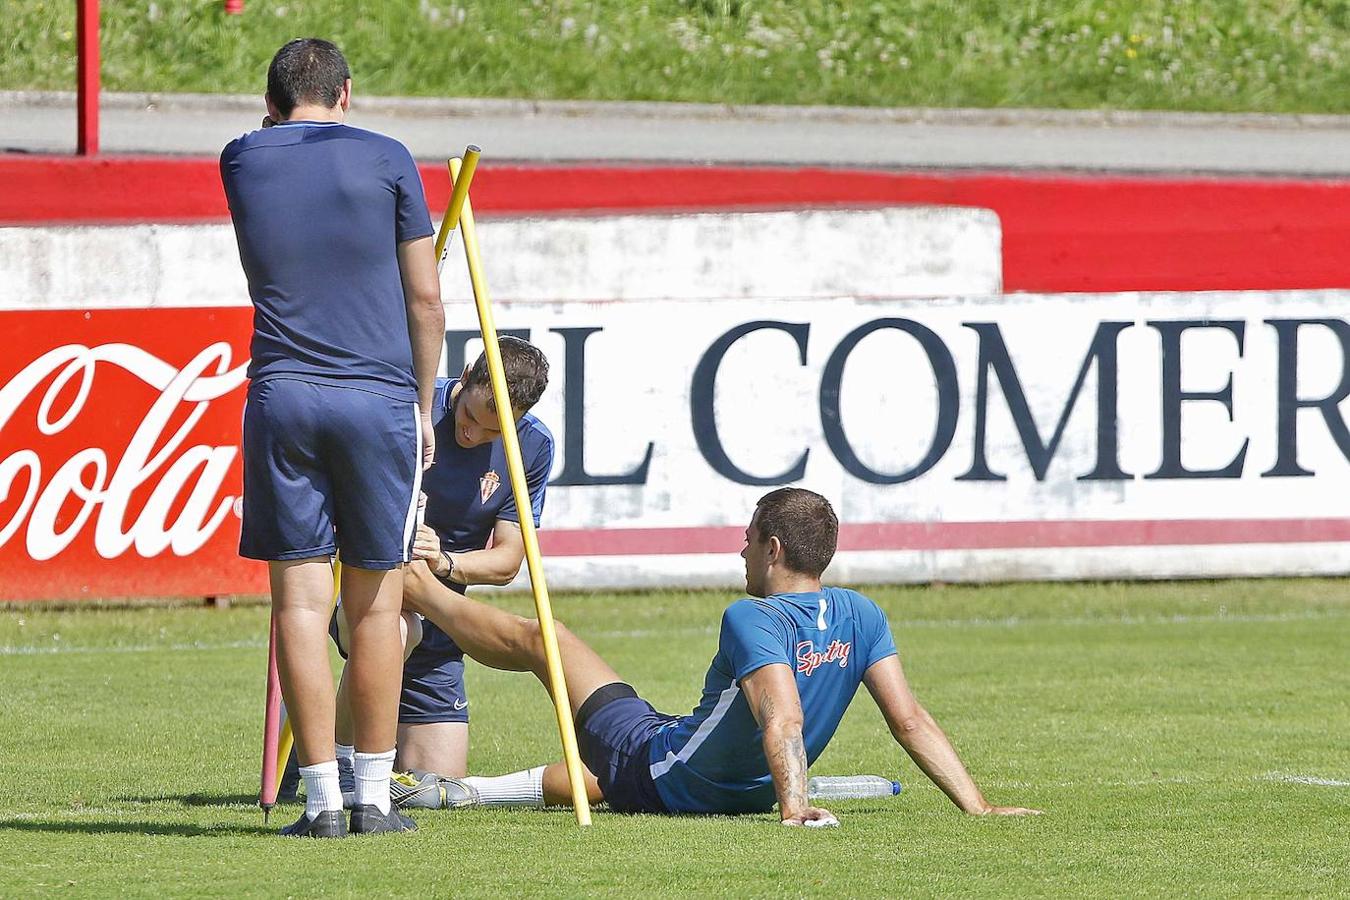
[240,377,422,570]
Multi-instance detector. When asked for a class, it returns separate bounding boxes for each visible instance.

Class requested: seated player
[280,337,553,804]
[401,488,1040,823]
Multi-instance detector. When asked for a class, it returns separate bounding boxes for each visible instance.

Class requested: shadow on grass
[0,818,270,837]
[114,793,282,809]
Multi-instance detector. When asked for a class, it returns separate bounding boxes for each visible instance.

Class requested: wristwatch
[437,551,455,581]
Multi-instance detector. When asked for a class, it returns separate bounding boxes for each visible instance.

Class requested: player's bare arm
[397,235,444,470]
[412,520,525,587]
[863,655,1040,816]
[740,662,837,826]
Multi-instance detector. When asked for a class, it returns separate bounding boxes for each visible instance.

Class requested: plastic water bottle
[807,775,903,800]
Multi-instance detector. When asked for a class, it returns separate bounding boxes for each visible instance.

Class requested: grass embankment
[3,1,1350,113]
[1,579,1347,897]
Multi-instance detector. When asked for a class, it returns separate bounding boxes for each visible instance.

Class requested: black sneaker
[350,804,417,835]
[278,809,347,838]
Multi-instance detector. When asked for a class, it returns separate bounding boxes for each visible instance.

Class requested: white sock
[354,749,397,814]
[336,743,355,766]
[300,760,342,820]
[462,766,546,808]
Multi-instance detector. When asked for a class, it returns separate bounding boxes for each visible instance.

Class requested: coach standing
[221,38,444,837]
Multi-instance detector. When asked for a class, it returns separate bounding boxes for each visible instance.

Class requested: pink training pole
[259,611,282,820]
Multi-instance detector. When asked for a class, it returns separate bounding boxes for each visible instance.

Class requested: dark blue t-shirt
[647,587,898,814]
[220,121,434,401]
[422,377,553,553]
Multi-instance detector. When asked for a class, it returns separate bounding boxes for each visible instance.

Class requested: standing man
[221,38,444,837]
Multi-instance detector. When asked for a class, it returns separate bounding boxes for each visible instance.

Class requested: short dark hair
[463,336,550,414]
[754,488,838,577]
[266,38,350,116]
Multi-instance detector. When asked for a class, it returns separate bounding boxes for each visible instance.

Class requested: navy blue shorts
[241,377,421,570]
[399,620,469,724]
[575,683,673,814]
[330,599,469,725]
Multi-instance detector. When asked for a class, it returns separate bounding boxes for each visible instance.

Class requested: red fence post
[76,0,100,155]
[225,0,244,13]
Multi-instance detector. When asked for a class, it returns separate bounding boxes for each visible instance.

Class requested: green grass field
[4,1,1350,113]
[1,578,1347,897]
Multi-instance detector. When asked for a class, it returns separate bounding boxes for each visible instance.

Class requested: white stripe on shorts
[401,402,423,563]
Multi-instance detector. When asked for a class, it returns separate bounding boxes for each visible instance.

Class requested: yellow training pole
[434,146,481,273]
[274,556,343,795]
[451,156,592,827]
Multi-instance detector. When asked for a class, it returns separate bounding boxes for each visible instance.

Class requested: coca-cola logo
[0,343,248,561]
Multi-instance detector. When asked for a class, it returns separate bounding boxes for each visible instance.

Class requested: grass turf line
[0,579,1347,897]
[4,1,1350,114]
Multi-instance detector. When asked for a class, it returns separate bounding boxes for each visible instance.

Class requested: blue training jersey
[406,377,554,670]
[647,587,898,814]
[421,378,553,554]
[220,122,434,402]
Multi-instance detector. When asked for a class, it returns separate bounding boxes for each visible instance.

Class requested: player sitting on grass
[401,487,1040,824]
[280,337,553,807]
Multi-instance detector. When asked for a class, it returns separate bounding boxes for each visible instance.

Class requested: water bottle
[807,775,903,800]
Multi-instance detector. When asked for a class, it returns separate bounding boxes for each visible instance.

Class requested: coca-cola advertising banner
[5,290,1350,601]
[2,308,260,600]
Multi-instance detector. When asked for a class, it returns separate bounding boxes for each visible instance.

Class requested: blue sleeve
[391,143,434,243]
[430,377,453,426]
[497,427,553,527]
[720,601,793,682]
[861,597,898,668]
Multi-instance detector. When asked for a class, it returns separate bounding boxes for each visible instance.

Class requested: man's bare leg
[338,563,406,814]
[402,562,622,716]
[335,610,422,747]
[397,722,468,776]
[270,558,341,820]
[451,761,603,809]
[541,762,604,807]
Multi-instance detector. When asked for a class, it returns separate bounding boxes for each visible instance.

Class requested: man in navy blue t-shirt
[325,338,553,797]
[401,489,1040,824]
[220,38,444,838]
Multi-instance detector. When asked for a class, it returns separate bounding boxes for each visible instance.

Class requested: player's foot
[338,755,356,809]
[350,804,417,834]
[390,770,444,809]
[278,809,347,838]
[437,775,481,810]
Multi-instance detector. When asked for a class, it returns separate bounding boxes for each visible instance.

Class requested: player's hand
[420,410,436,470]
[976,804,1042,816]
[412,523,441,563]
[781,807,839,828]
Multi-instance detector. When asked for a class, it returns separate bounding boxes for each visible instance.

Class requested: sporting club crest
[479,470,502,504]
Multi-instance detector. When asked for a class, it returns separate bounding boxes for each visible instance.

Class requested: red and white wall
[2,156,1349,600]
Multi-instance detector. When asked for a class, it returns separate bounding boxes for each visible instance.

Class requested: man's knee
[506,615,555,664]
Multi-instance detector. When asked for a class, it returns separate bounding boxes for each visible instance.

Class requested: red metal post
[76,0,100,155]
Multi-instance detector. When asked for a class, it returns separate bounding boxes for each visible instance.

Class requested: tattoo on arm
[758,691,776,724]
[779,732,809,812]
[760,692,809,813]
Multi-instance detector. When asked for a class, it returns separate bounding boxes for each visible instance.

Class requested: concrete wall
[0,207,1001,310]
